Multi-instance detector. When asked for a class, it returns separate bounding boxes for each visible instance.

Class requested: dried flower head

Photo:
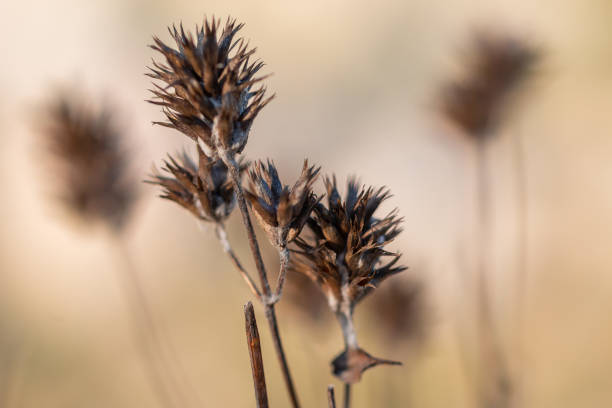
[293,177,405,311]
[43,95,136,230]
[148,146,247,223]
[440,32,538,137]
[148,18,273,158]
[292,177,405,383]
[245,160,320,249]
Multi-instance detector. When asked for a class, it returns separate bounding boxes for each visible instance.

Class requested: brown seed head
[148,18,273,158]
[440,32,538,138]
[245,160,320,249]
[148,146,247,223]
[292,177,406,311]
[43,95,136,230]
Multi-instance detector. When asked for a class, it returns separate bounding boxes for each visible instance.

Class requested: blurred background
[1,0,612,407]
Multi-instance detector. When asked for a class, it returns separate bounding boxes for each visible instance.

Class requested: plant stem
[223,155,301,408]
[512,129,528,407]
[244,301,269,408]
[475,140,512,408]
[215,223,262,300]
[344,383,351,408]
[112,234,199,408]
[327,385,337,408]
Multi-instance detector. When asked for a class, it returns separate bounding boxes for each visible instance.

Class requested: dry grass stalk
[439,31,539,408]
[327,385,337,408]
[244,302,269,408]
[42,93,203,408]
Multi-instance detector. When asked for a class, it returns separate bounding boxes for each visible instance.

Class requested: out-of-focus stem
[327,385,337,408]
[475,139,512,408]
[244,302,269,408]
[343,383,351,408]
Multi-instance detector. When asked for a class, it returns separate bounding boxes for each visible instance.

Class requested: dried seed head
[440,32,538,138]
[292,177,406,311]
[43,95,136,231]
[148,146,247,223]
[331,347,401,384]
[245,160,320,249]
[148,18,273,158]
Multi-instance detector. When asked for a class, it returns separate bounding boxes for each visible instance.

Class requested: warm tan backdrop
[1,0,612,407]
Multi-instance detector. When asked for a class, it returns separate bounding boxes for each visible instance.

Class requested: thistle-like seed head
[245,160,320,249]
[43,95,136,231]
[148,146,247,223]
[440,32,538,138]
[148,18,273,158]
[292,177,406,311]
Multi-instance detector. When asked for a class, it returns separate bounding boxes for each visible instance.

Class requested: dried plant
[292,177,405,390]
[148,18,300,407]
[244,302,269,408]
[44,96,136,230]
[149,147,247,223]
[147,19,273,161]
[440,32,537,138]
[245,160,320,251]
[41,93,196,408]
[438,31,539,408]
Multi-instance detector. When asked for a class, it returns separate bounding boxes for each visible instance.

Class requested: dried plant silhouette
[147,18,300,407]
[41,94,197,408]
[439,31,538,408]
[292,178,405,406]
[148,17,413,408]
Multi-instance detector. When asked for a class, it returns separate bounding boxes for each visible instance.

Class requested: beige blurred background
[1,0,612,407]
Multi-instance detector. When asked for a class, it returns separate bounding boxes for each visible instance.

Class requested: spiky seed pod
[292,177,405,383]
[148,18,273,158]
[43,95,136,230]
[293,177,405,311]
[440,32,538,138]
[245,160,320,249]
[148,146,247,223]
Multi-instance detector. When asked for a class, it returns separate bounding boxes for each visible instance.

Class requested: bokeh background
[1,0,612,407]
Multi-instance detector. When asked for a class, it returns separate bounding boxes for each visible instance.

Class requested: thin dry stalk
[512,129,528,407]
[244,302,269,408]
[224,157,301,408]
[475,140,512,408]
[214,223,262,300]
[327,385,337,408]
[343,383,351,408]
[112,235,199,408]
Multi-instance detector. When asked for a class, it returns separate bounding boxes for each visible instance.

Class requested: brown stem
[327,385,337,408]
[475,140,512,408]
[214,223,262,300]
[512,129,528,407]
[244,302,269,408]
[223,155,301,408]
[343,383,351,408]
[274,247,290,300]
[111,236,181,408]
